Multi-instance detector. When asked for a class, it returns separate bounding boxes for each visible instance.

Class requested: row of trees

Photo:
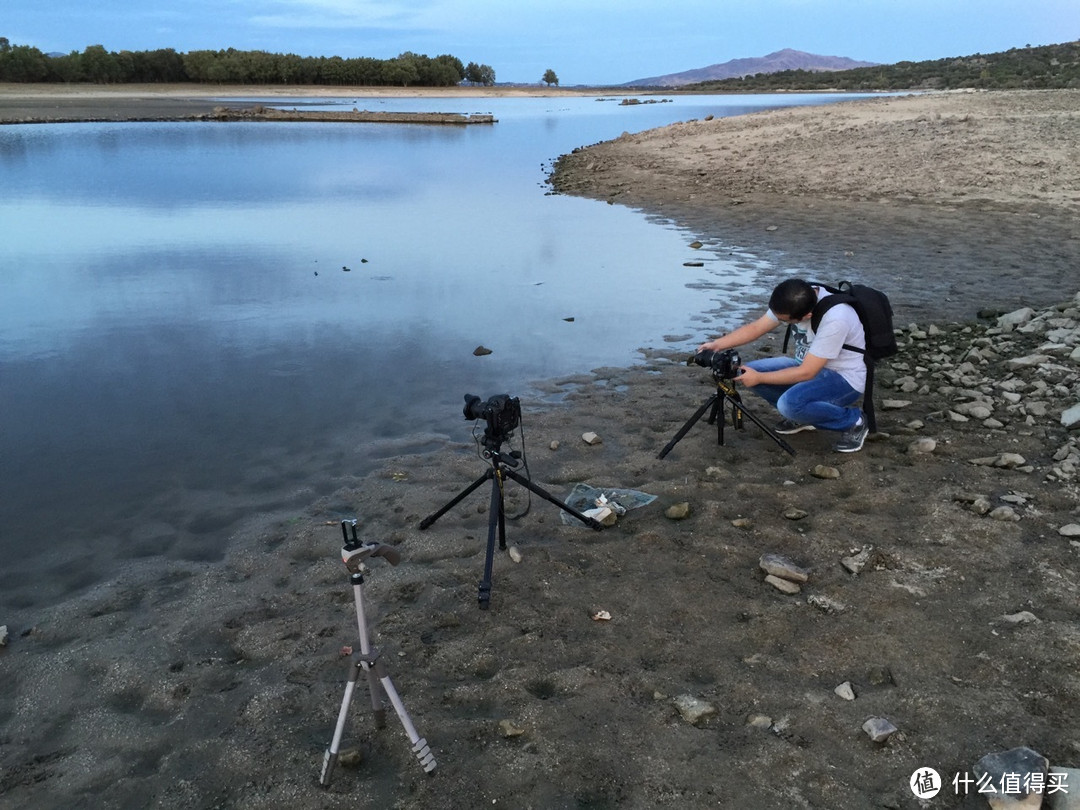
[686,41,1080,92]
[0,38,498,87]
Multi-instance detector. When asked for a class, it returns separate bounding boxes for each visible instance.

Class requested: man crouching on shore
[698,278,869,453]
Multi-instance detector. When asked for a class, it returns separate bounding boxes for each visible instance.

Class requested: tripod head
[340,519,401,573]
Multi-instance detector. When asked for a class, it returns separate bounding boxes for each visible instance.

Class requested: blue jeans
[743,357,862,431]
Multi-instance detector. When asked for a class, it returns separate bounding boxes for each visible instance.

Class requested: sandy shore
[2,86,1079,809]
[552,88,1080,323]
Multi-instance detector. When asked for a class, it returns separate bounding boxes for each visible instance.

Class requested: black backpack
[784,280,897,432]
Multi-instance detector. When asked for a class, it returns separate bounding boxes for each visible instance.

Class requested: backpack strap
[808,284,879,433]
[810,295,865,356]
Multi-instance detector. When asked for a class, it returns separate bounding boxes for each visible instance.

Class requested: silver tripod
[319,519,436,786]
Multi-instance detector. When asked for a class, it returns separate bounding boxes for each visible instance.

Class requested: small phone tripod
[658,375,796,459]
[419,418,603,610]
[319,520,436,787]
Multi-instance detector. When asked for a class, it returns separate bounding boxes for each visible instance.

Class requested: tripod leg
[320,660,362,787]
[419,470,493,530]
[478,471,503,609]
[718,391,797,456]
[658,394,719,459]
[370,664,437,773]
[502,468,604,530]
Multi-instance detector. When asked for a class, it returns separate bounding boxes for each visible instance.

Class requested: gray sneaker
[775,419,816,435]
[835,414,869,453]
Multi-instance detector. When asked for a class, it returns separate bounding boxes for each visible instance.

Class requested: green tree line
[0,37,497,87]
[685,41,1080,92]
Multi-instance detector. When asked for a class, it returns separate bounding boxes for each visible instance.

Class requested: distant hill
[684,40,1080,92]
[625,48,878,87]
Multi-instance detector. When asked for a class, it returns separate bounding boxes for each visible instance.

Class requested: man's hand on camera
[735,366,760,387]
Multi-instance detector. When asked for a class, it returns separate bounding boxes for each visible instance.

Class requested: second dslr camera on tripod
[657,347,796,459]
[689,347,742,379]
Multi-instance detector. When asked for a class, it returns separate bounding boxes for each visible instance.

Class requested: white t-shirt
[769,290,866,392]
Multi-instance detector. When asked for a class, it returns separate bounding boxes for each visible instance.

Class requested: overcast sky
[5,0,1076,85]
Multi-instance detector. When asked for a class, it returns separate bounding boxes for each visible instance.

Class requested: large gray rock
[1062,403,1080,429]
[974,746,1049,808]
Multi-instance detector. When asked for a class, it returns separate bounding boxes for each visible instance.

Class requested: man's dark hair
[769,279,816,320]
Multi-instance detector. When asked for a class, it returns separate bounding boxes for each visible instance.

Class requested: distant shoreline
[0,83,657,124]
[0,82,887,125]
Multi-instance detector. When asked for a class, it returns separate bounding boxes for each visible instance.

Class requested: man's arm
[698,313,778,352]
[738,353,827,387]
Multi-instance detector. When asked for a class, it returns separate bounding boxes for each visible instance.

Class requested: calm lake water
[0,93,860,609]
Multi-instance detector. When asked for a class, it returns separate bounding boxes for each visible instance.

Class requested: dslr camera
[689,348,742,380]
[463,393,521,438]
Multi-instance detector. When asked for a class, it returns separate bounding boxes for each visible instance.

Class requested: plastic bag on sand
[560,484,657,526]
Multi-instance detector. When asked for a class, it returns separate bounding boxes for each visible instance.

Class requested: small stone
[673,694,717,725]
[731,517,753,529]
[1000,611,1040,624]
[498,719,526,737]
[995,453,1027,469]
[472,345,493,356]
[665,502,691,520]
[764,574,801,594]
[507,546,523,563]
[0,625,7,647]
[1006,353,1051,370]
[811,464,840,479]
[1059,523,1080,537]
[908,437,937,454]
[882,399,912,409]
[549,440,560,451]
[807,593,846,614]
[581,431,602,445]
[989,505,1021,522]
[862,716,898,743]
[689,240,703,249]
[747,714,773,729]
[339,748,364,767]
[867,666,895,686]
[834,682,856,701]
[783,507,809,520]
[759,553,809,582]
[841,546,873,574]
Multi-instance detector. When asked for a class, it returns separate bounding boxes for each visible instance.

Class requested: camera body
[690,348,742,379]
[463,393,521,439]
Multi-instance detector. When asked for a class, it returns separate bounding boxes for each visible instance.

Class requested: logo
[911,768,942,799]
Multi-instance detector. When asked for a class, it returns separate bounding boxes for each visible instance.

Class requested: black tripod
[320,520,436,787]
[658,375,797,459]
[419,419,603,610]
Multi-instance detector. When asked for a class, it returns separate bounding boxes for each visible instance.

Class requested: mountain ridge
[625,48,879,87]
